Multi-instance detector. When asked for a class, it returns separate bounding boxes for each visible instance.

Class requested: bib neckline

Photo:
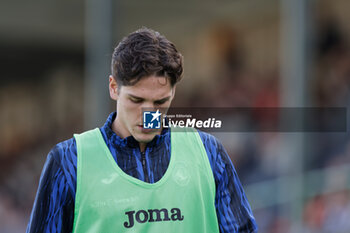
[96,128,175,189]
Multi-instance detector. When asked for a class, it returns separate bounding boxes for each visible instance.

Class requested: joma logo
[123,208,184,228]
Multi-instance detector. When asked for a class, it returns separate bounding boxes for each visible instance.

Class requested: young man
[27,28,257,233]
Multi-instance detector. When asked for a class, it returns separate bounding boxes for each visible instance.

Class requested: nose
[141,101,157,111]
[139,102,158,125]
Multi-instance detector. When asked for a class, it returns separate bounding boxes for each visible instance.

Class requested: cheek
[120,101,142,122]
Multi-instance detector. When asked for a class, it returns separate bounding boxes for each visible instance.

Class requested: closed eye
[154,99,167,105]
[130,97,143,103]
[154,96,171,105]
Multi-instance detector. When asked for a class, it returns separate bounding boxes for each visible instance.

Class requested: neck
[139,143,146,152]
[112,117,129,138]
[112,116,148,152]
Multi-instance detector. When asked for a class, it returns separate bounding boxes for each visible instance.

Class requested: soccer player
[26,28,257,233]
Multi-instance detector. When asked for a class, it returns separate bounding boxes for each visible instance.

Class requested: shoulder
[195,129,239,178]
[48,137,78,195]
[195,129,232,172]
[50,137,77,168]
[196,129,226,160]
[196,130,221,150]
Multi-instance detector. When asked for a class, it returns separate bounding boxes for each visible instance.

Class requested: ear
[109,75,119,100]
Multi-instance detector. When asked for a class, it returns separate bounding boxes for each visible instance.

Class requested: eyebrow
[128,94,171,102]
[128,94,143,100]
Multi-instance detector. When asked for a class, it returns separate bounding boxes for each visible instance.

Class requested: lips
[137,125,154,133]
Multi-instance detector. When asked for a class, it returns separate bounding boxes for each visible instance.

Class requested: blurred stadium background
[1,0,350,232]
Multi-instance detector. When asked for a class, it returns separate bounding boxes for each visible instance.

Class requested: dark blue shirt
[26,112,257,233]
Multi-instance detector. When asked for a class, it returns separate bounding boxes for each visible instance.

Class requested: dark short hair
[111,27,183,86]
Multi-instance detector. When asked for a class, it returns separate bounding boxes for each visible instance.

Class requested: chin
[135,135,156,143]
[131,126,161,143]
[134,132,157,143]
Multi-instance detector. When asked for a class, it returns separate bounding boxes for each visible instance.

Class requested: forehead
[120,76,173,98]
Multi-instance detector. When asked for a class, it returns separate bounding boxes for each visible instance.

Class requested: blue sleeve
[26,138,77,233]
[198,131,258,233]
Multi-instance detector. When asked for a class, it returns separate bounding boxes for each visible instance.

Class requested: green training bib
[72,127,219,233]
